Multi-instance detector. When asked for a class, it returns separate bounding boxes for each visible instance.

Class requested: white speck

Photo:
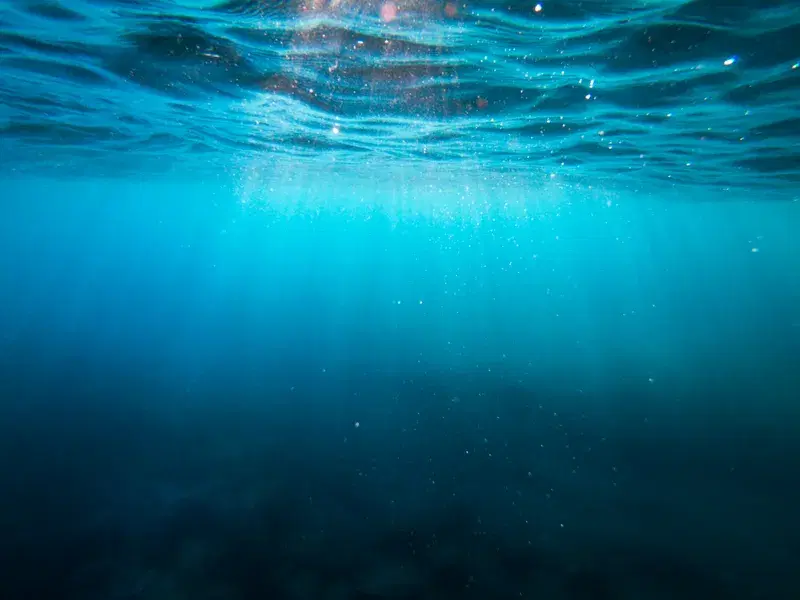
[751,247,759,253]
[354,421,360,428]
[534,3,542,12]
[723,57,736,66]
[585,94,591,100]
[331,125,340,134]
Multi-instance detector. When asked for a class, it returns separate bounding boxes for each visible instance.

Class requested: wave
[0,0,798,193]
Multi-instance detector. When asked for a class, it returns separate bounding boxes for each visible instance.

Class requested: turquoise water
[1,1,799,599]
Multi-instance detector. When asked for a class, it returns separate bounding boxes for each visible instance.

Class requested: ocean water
[1,0,799,599]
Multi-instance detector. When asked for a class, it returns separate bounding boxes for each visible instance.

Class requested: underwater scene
[0,0,799,598]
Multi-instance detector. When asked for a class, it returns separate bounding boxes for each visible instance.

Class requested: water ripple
[0,0,798,193]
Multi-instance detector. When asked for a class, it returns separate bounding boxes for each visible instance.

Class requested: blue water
[1,1,799,599]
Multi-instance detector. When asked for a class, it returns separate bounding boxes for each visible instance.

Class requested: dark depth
[2,347,800,600]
